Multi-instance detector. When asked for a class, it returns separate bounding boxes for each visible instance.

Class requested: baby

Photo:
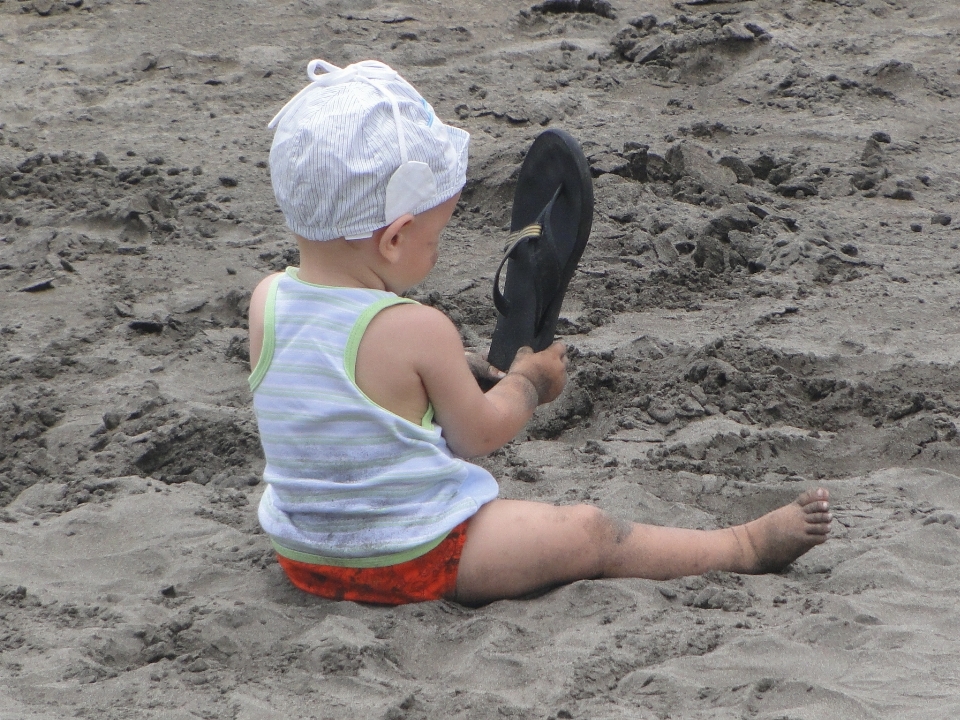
[247,59,831,606]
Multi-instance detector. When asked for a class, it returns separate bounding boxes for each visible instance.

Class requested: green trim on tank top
[248,274,280,393]
[271,531,448,568]
[339,286,435,431]
[343,295,435,430]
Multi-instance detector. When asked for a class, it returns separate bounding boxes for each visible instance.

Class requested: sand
[2,0,960,717]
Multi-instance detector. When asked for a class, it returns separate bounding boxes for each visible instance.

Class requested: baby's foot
[737,488,832,573]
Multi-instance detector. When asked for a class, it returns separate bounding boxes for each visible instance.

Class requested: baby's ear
[377,214,415,262]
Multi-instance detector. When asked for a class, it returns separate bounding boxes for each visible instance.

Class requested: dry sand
[2,0,960,717]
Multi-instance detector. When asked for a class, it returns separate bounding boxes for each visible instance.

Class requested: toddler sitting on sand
[247,59,831,606]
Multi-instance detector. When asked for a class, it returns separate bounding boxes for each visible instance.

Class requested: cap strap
[267,59,405,129]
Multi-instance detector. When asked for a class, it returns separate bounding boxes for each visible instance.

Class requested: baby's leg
[452,489,831,605]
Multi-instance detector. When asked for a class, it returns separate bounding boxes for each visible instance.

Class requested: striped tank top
[250,268,499,566]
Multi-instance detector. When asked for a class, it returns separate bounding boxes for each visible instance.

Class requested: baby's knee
[574,504,631,550]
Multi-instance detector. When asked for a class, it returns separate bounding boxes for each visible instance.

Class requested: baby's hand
[465,350,506,391]
[508,343,568,405]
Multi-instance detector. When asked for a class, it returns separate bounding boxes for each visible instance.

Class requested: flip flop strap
[531,208,563,335]
[493,224,541,317]
[492,221,564,327]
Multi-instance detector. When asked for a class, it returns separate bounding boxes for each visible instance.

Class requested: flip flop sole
[488,129,594,371]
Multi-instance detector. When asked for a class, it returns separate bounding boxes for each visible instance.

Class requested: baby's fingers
[465,351,506,387]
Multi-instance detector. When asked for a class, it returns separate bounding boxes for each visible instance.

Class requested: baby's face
[393,192,460,291]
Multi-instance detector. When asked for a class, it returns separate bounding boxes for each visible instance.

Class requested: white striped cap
[268,59,469,242]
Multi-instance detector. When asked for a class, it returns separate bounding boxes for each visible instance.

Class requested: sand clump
[3,0,960,717]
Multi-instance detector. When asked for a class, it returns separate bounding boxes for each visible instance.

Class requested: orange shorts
[275,521,468,605]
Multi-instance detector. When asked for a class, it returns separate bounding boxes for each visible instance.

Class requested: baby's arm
[359,304,566,457]
[428,324,567,457]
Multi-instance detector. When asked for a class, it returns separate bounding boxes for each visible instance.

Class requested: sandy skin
[739,488,832,574]
[453,489,831,605]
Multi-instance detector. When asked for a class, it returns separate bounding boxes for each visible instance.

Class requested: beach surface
[2,0,960,717]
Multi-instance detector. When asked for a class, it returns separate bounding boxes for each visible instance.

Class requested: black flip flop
[487,128,594,372]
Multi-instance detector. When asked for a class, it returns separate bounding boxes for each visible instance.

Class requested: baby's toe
[797,488,829,508]
[800,499,830,516]
[807,521,832,536]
